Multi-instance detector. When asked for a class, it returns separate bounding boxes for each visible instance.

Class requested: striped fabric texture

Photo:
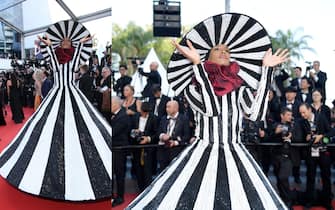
[127,13,287,209]
[0,21,112,201]
[40,20,93,64]
[167,13,272,95]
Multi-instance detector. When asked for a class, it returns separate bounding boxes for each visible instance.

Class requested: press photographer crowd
[111,60,335,209]
[0,48,112,126]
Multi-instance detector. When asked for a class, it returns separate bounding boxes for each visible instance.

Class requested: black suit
[296,90,312,104]
[274,69,290,100]
[281,100,302,121]
[268,122,293,204]
[111,107,131,199]
[290,77,301,92]
[157,113,190,172]
[299,113,334,207]
[131,113,158,191]
[113,75,132,98]
[138,68,161,98]
[312,71,327,102]
[312,104,331,124]
[148,94,170,122]
[78,72,94,102]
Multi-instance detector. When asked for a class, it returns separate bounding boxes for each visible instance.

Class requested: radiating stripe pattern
[127,62,287,210]
[0,21,111,201]
[167,13,271,95]
[128,13,286,209]
[40,20,93,65]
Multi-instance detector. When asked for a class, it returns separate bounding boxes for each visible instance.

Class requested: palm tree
[271,27,315,69]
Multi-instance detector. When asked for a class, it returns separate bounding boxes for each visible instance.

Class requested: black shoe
[294,177,301,184]
[112,196,124,207]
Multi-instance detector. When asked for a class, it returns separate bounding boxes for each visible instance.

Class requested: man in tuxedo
[281,86,301,121]
[148,84,170,123]
[113,64,132,99]
[138,61,161,99]
[290,66,303,92]
[157,100,190,172]
[309,60,327,102]
[130,102,158,191]
[272,66,290,101]
[111,96,131,207]
[296,76,312,104]
[78,64,94,102]
[41,70,53,99]
[269,108,294,206]
[299,103,335,209]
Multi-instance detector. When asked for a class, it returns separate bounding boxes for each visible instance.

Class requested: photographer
[299,103,335,209]
[111,96,131,207]
[241,117,266,164]
[113,64,132,99]
[136,60,161,99]
[130,102,158,192]
[157,100,190,172]
[269,108,294,206]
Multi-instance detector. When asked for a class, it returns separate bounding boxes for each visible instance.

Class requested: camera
[241,120,261,144]
[308,124,317,146]
[130,129,144,143]
[281,124,290,138]
[308,124,329,152]
[280,124,292,157]
[132,59,144,65]
[127,57,144,66]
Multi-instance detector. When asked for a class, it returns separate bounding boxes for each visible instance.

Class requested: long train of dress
[127,63,287,209]
[0,43,112,201]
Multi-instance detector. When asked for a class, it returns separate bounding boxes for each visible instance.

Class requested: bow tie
[167,116,177,120]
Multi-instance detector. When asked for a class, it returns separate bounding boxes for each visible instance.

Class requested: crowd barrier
[112,142,335,151]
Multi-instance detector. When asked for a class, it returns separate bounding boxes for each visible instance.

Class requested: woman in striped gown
[127,13,289,209]
[0,20,112,201]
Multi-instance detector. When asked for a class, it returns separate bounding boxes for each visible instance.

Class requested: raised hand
[172,39,200,65]
[80,34,94,43]
[262,48,289,67]
[38,35,51,46]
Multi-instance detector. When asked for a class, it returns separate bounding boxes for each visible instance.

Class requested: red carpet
[0,106,112,210]
[1,107,333,210]
[112,194,137,210]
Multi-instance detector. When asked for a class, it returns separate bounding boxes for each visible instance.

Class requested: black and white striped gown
[127,63,287,209]
[0,43,112,201]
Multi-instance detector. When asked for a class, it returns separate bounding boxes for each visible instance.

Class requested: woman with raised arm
[127,13,289,210]
[0,20,112,201]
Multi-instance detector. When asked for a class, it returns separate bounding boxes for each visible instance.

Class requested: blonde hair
[33,68,44,82]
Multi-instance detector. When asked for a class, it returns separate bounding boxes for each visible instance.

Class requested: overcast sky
[112,0,335,104]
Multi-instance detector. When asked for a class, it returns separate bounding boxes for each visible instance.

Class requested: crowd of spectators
[0,49,113,126]
[111,60,335,209]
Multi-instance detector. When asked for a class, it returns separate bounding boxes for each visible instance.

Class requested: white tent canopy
[131,48,175,98]
[0,0,111,58]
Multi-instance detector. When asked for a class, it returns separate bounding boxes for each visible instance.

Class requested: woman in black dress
[6,72,24,124]
[0,77,6,126]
